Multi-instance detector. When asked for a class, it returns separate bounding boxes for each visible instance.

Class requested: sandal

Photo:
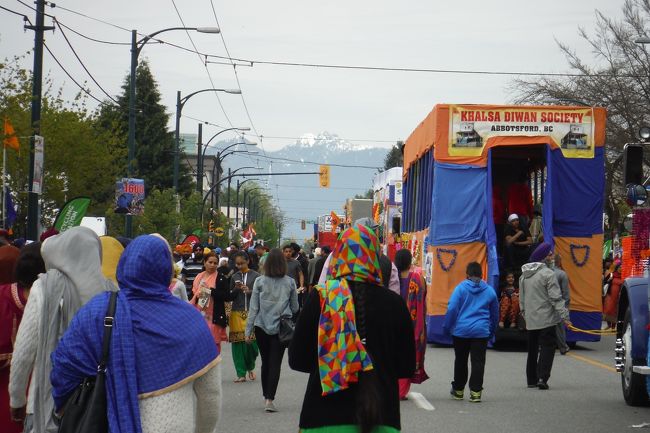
[248,371,256,381]
[234,377,246,383]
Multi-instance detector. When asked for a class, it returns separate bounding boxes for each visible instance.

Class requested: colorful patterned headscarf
[316,225,381,396]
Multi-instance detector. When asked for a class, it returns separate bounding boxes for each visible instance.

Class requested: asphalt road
[217,335,650,433]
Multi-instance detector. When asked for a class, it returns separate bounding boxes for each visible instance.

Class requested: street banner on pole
[53,196,91,233]
[114,178,145,215]
[32,135,44,194]
[4,186,16,228]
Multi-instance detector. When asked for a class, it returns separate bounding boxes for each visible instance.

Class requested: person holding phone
[190,252,227,350]
[229,251,260,383]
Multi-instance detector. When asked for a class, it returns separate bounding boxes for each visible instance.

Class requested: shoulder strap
[98,291,117,372]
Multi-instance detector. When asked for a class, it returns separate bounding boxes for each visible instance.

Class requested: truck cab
[614,140,650,405]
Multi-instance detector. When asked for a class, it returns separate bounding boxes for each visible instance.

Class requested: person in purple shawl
[50,235,222,433]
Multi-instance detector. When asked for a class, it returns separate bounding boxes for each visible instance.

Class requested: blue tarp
[485,151,501,290]
[549,147,604,237]
[429,162,487,245]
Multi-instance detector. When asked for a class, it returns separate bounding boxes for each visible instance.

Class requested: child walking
[443,262,499,403]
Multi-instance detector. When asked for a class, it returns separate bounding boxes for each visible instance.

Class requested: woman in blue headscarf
[50,235,222,433]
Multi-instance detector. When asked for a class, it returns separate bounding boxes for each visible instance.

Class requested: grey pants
[556,322,569,352]
[24,414,34,433]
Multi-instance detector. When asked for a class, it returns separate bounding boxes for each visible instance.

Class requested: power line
[254,134,396,144]
[54,19,119,103]
[46,2,129,31]
[38,3,644,80]
[227,151,382,169]
[208,56,641,79]
[181,114,228,129]
[170,0,234,128]
[265,183,370,191]
[1,4,29,19]
[56,21,130,46]
[42,42,115,106]
[208,0,263,151]
[14,0,53,17]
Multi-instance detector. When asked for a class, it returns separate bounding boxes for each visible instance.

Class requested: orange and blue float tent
[402,104,607,344]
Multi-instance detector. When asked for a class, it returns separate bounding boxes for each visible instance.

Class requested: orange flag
[330,211,340,233]
[3,118,20,151]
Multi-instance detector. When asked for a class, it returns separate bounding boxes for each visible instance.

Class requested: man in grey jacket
[520,242,571,390]
[552,254,571,355]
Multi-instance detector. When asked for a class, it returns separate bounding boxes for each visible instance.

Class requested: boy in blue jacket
[443,262,499,403]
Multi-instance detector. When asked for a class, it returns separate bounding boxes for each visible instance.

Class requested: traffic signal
[623,143,644,187]
[301,220,306,230]
[319,165,330,188]
[208,220,214,232]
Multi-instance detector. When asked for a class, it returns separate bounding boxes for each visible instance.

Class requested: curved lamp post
[173,88,242,192]
[126,26,220,237]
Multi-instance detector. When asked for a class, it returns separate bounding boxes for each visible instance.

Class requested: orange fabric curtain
[554,235,604,312]
[428,242,487,315]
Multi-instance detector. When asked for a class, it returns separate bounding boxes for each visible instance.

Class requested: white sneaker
[265,401,277,413]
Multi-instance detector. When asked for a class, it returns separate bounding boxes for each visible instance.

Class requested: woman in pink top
[190,251,227,349]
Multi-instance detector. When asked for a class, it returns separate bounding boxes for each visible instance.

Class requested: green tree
[0,54,123,231]
[354,189,373,199]
[384,141,404,170]
[106,188,217,244]
[511,0,650,233]
[97,60,193,196]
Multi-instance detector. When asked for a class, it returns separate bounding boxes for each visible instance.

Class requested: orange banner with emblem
[428,242,487,316]
[554,235,603,313]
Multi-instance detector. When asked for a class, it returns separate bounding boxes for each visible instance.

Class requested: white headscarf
[34,226,116,432]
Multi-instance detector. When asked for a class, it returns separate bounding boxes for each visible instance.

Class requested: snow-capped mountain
[219,131,393,244]
[292,131,373,152]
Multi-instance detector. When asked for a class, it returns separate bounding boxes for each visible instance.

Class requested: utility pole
[173,90,181,193]
[25,0,54,240]
[226,168,232,222]
[196,123,203,192]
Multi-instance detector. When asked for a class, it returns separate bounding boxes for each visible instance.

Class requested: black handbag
[278,317,295,345]
[57,291,117,433]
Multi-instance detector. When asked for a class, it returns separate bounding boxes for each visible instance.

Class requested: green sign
[53,197,91,233]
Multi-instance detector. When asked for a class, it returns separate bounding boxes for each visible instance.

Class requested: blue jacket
[443,278,499,339]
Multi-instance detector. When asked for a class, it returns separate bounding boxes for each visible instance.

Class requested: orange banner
[554,235,603,312]
[428,242,487,315]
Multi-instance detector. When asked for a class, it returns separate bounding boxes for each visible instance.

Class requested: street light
[197,128,253,192]
[196,141,257,192]
[243,187,265,227]
[236,178,261,227]
[174,88,241,193]
[199,172,263,226]
[126,26,220,237]
[226,166,263,221]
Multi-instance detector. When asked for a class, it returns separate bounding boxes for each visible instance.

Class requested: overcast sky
[0,0,629,241]
[1,0,625,150]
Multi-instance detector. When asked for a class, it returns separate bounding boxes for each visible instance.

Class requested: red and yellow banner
[448,105,595,159]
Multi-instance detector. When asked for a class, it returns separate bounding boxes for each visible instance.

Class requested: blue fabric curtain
[548,147,605,237]
[429,162,487,245]
[486,151,500,289]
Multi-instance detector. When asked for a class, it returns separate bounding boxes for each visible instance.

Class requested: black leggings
[255,327,285,400]
[452,337,488,392]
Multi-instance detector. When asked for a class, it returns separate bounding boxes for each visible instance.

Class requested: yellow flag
[3,117,20,151]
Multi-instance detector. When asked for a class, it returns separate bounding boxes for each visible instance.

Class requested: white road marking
[407,392,435,411]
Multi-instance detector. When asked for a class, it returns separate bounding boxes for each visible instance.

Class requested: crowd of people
[0,216,580,432]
